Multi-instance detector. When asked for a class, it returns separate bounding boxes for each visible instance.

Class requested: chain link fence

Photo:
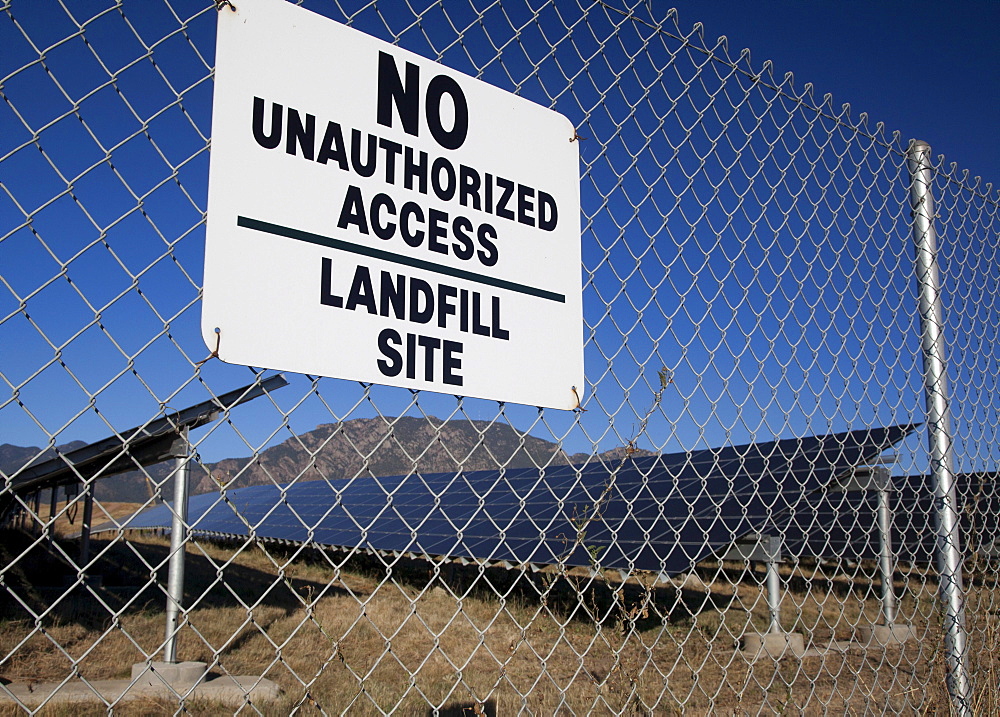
[2,0,999,713]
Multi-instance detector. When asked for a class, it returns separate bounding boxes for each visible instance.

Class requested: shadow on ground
[0,529,344,630]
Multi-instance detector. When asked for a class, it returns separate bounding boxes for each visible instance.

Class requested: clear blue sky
[666,0,1000,187]
[2,0,997,471]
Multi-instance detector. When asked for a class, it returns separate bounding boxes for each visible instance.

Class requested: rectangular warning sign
[204,0,583,409]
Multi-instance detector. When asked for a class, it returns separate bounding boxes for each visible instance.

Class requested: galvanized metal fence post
[906,139,973,713]
[163,427,191,664]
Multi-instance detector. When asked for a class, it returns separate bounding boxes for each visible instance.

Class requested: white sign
[203,0,583,409]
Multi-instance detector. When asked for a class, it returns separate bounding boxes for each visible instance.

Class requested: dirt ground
[2,530,994,715]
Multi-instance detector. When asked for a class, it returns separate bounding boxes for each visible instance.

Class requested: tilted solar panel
[124,424,917,576]
[771,470,1000,563]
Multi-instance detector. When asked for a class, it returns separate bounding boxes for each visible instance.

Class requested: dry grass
[13,500,151,540]
[2,529,997,715]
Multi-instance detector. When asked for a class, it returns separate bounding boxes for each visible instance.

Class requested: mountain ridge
[2,417,651,502]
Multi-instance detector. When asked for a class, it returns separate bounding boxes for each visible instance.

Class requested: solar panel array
[123,424,917,576]
[770,470,1000,564]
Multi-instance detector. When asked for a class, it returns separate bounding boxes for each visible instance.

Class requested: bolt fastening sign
[203,0,583,409]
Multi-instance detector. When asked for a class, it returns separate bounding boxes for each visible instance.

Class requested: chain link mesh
[2,0,999,713]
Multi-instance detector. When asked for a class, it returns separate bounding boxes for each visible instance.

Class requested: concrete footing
[130,661,208,689]
[0,663,281,708]
[741,623,916,661]
[742,631,806,660]
[859,623,915,647]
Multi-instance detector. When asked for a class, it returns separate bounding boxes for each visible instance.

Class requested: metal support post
[31,491,40,535]
[876,478,898,625]
[163,428,191,664]
[723,534,787,636]
[765,554,782,635]
[907,139,972,713]
[79,483,94,568]
[48,486,59,541]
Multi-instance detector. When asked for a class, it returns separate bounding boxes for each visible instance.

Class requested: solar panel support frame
[48,486,58,524]
[723,534,784,635]
[829,465,892,493]
[830,466,900,626]
[876,471,898,625]
[2,374,290,508]
[722,534,783,563]
[765,550,782,636]
[163,427,191,665]
[79,485,94,569]
[30,491,40,535]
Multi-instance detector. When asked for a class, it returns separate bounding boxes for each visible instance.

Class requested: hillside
[3,418,648,501]
[0,441,87,473]
[191,416,586,495]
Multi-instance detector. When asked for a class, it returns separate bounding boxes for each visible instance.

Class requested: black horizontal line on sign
[236,216,566,303]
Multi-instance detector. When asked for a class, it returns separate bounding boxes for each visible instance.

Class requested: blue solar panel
[125,424,917,575]
[772,470,1000,563]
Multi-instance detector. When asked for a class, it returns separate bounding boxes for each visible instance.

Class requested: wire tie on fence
[569,132,587,143]
[196,328,222,366]
[215,0,237,11]
[571,386,586,411]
